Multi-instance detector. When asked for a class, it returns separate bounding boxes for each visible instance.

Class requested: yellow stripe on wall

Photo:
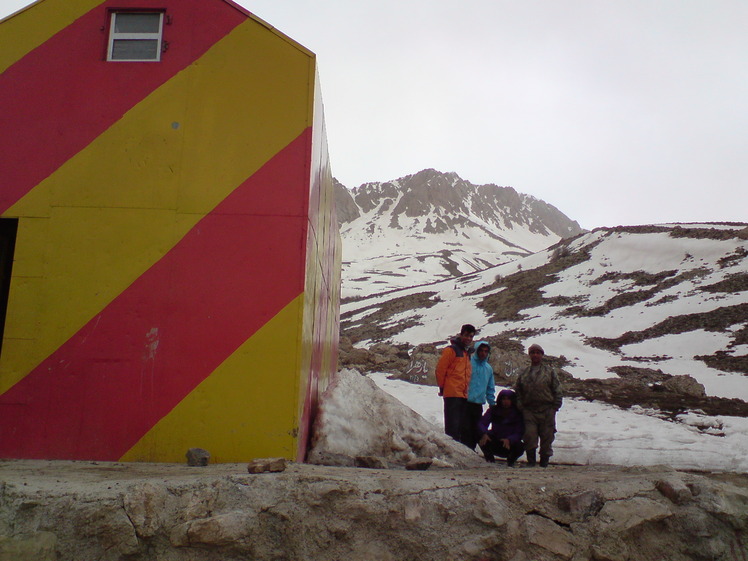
[0,0,104,74]
[120,294,304,463]
[1,19,314,392]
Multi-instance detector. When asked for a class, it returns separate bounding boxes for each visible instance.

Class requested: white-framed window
[107,11,164,62]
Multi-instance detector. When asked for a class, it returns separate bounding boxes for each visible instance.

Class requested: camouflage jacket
[514,363,563,411]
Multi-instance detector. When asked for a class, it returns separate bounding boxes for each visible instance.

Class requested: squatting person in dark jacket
[514,343,563,467]
[477,389,525,466]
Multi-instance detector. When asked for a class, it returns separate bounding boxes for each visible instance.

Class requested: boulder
[186,448,210,466]
[656,477,693,505]
[663,375,706,397]
[597,496,672,532]
[525,515,575,559]
[557,489,605,520]
[400,347,438,386]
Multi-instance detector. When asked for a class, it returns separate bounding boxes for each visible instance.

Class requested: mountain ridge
[335,168,585,298]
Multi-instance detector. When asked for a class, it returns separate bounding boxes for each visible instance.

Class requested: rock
[185,511,251,546]
[471,486,510,528]
[663,375,706,397]
[247,457,288,474]
[370,342,400,357]
[405,457,433,471]
[0,531,56,561]
[123,482,169,538]
[459,531,503,557]
[557,489,605,519]
[597,496,672,532]
[339,335,354,352]
[355,456,389,469]
[525,514,575,559]
[656,477,693,505]
[694,481,748,525]
[591,540,629,561]
[1,460,747,561]
[338,342,410,373]
[185,447,210,466]
[344,347,372,367]
[400,345,439,386]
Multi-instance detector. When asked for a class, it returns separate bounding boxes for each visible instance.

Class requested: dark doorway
[0,219,18,357]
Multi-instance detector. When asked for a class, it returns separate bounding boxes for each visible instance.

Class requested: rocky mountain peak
[336,170,585,296]
[336,168,583,239]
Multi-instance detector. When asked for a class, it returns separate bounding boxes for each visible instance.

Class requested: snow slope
[367,372,748,473]
[342,224,748,401]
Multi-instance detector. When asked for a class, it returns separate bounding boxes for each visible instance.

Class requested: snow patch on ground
[367,372,748,473]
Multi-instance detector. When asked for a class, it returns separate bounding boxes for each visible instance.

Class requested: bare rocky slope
[1,460,747,561]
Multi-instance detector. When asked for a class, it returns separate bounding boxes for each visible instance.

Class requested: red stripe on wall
[0,0,245,214]
[0,129,311,460]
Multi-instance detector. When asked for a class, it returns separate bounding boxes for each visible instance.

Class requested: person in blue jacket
[464,341,496,450]
[477,388,525,466]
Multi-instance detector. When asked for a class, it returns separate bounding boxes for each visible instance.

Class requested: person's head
[497,389,516,409]
[528,343,544,365]
[459,324,476,347]
[476,342,490,361]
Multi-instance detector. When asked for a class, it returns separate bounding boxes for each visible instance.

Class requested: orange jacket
[435,339,472,398]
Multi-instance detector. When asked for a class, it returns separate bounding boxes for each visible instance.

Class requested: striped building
[0,0,341,462]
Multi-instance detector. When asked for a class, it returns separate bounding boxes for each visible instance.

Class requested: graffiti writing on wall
[405,358,430,384]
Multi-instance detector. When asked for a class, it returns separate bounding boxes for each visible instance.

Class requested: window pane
[114,13,161,34]
[111,39,159,60]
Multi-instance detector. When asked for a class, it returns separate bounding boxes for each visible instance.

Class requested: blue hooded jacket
[468,341,496,406]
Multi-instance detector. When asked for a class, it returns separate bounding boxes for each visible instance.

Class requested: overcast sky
[2,1,746,229]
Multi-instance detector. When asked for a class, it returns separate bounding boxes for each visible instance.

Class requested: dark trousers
[443,397,469,446]
[464,402,484,450]
[479,439,525,464]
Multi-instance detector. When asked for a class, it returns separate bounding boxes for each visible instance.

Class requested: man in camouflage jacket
[514,343,563,467]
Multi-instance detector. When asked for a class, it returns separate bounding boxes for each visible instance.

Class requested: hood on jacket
[449,335,474,357]
[497,388,518,407]
[473,341,491,363]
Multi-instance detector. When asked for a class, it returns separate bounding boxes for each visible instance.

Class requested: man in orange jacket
[435,323,476,446]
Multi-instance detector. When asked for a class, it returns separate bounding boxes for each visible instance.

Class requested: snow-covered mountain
[336,169,583,299]
[341,223,748,402]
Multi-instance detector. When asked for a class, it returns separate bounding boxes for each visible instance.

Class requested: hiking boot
[525,449,537,467]
[506,451,522,467]
[483,453,495,463]
[539,455,550,468]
